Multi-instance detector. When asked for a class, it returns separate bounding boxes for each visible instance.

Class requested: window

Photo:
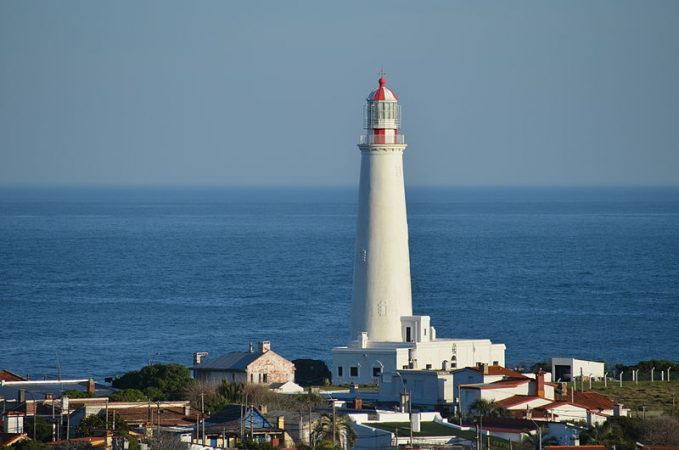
[337,366,343,377]
[262,373,268,383]
[426,364,432,370]
[405,327,412,342]
[350,366,358,377]
[373,367,381,377]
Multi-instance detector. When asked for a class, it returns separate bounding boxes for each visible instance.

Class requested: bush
[112,364,194,401]
[109,388,148,402]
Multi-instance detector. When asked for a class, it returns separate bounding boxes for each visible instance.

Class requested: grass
[589,379,679,413]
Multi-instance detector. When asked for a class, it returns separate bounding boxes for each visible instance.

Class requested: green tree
[112,363,194,400]
[23,417,54,442]
[77,413,128,437]
[109,388,148,402]
[62,390,94,399]
[469,399,511,418]
[310,413,357,450]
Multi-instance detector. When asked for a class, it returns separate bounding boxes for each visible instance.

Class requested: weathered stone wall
[246,351,295,384]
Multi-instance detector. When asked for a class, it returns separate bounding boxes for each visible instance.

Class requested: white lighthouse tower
[351,76,412,342]
[332,76,506,385]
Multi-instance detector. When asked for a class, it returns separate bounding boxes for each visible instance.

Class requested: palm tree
[520,427,558,450]
[311,413,357,450]
[470,398,511,418]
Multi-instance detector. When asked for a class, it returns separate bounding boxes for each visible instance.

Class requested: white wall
[552,358,605,381]
[352,423,393,450]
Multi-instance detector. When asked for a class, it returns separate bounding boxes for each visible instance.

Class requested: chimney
[18,389,26,404]
[360,332,368,349]
[536,370,545,398]
[613,403,623,417]
[277,416,285,430]
[558,382,568,401]
[477,363,488,375]
[248,342,254,353]
[259,341,271,353]
[193,352,208,365]
[184,405,191,416]
[87,378,96,396]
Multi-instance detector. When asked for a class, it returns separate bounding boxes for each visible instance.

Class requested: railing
[358,134,405,145]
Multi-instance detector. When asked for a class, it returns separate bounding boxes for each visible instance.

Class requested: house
[349,410,474,449]
[0,377,112,404]
[552,358,605,381]
[0,370,26,382]
[192,341,295,386]
[200,404,290,448]
[378,369,454,409]
[459,368,553,413]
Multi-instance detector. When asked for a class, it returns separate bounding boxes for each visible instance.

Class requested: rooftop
[192,351,262,371]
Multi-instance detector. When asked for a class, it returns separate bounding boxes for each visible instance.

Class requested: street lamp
[529,418,542,450]
[393,372,413,448]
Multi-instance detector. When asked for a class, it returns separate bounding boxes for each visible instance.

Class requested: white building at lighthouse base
[332,315,505,385]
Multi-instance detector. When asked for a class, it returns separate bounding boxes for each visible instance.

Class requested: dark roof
[205,404,273,434]
[193,352,262,371]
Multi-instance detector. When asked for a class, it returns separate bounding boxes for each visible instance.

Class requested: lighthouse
[332,76,506,386]
[350,76,412,342]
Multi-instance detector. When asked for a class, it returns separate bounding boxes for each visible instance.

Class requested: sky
[1,1,678,187]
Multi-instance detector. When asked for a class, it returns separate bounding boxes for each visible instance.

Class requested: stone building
[192,341,295,385]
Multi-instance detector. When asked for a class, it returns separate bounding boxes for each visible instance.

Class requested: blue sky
[1,1,678,187]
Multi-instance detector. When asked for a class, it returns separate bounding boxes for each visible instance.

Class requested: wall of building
[551,358,605,381]
[377,371,454,406]
[352,423,394,450]
[194,370,247,385]
[246,351,295,385]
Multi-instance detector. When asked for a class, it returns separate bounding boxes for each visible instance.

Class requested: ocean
[1,187,678,381]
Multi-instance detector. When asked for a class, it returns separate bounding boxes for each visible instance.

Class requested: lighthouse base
[331,315,505,385]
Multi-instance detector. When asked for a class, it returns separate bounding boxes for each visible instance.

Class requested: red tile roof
[0,433,29,447]
[113,406,198,427]
[470,366,529,379]
[48,436,107,448]
[496,395,542,408]
[0,370,26,382]
[571,391,616,410]
[469,379,530,390]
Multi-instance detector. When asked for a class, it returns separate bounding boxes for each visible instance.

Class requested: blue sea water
[1,187,678,381]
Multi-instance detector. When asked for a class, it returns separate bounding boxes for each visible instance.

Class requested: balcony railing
[358,134,405,145]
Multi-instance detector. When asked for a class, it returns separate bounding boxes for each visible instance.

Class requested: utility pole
[201,392,205,444]
[409,392,413,448]
[458,384,463,426]
[332,400,336,448]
